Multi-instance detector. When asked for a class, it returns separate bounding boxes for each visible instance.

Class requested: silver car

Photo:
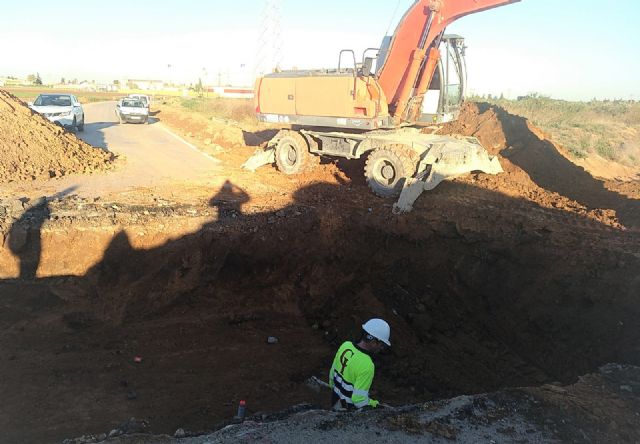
[29,94,85,131]
[116,98,149,124]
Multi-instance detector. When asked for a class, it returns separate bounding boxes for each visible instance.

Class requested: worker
[329,318,391,410]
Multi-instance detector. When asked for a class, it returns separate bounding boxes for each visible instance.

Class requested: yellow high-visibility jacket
[329,341,379,409]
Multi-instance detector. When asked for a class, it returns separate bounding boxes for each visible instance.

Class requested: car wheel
[72,117,78,132]
[77,114,85,132]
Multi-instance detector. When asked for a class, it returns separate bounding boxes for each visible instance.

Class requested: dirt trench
[1,181,639,443]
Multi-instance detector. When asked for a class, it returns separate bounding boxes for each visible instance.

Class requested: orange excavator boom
[378,0,520,120]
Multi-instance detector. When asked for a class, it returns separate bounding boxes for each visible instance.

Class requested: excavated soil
[0,89,115,183]
[436,102,640,230]
[0,102,639,443]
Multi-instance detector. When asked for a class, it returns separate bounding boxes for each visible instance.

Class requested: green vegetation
[2,87,119,104]
[471,94,640,166]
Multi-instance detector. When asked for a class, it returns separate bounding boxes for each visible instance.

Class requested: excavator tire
[365,145,419,198]
[274,131,318,175]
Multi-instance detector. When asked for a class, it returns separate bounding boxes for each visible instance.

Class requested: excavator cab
[376,34,467,124]
[419,35,467,124]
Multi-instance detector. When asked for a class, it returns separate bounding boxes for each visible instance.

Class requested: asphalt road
[11,101,222,200]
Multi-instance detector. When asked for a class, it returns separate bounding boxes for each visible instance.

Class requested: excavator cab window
[420,35,468,124]
[359,48,381,77]
[362,57,375,76]
[442,36,466,111]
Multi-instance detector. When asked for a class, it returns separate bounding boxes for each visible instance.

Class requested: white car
[127,94,150,110]
[116,98,149,124]
[29,94,85,131]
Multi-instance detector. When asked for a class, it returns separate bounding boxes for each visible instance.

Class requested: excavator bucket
[393,136,503,214]
[241,147,276,172]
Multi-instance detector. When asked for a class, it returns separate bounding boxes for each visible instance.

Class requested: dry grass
[472,95,640,166]
[163,92,640,167]
[2,87,121,104]
[175,96,256,126]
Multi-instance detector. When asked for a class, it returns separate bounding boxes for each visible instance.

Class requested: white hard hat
[362,318,391,346]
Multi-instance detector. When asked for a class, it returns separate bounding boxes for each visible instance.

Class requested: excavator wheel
[274,131,318,175]
[364,145,419,198]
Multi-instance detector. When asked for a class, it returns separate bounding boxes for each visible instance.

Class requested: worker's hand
[369,399,380,408]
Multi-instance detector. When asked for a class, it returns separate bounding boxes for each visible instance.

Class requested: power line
[255,0,284,78]
[385,0,405,37]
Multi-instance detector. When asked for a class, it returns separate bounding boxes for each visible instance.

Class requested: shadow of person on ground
[7,186,78,280]
[79,180,251,323]
[209,180,250,216]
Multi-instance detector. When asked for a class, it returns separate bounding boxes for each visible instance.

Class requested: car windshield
[34,95,72,107]
[122,100,144,108]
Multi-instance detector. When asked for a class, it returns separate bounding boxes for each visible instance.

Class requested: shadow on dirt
[332,156,368,187]
[209,180,250,215]
[2,179,639,443]
[242,129,278,147]
[7,187,77,280]
[7,199,50,280]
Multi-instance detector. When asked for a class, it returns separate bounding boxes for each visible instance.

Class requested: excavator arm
[378,0,520,122]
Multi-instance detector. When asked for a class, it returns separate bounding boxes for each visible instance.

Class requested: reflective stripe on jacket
[329,341,378,409]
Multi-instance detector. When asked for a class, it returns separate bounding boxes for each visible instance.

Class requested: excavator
[243,0,520,213]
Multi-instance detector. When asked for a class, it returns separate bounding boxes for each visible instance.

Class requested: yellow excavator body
[256,72,390,129]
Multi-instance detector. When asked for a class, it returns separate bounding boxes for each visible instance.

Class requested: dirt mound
[437,102,640,230]
[0,89,115,183]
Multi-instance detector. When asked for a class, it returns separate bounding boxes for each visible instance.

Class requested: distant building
[126,79,165,90]
[0,77,25,87]
[96,84,118,92]
[77,81,95,91]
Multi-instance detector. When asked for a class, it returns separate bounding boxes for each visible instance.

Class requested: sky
[0,0,638,101]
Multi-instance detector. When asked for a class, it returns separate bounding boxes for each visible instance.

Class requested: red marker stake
[236,400,246,421]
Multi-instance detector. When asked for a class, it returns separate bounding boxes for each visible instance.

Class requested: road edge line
[156,123,221,164]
